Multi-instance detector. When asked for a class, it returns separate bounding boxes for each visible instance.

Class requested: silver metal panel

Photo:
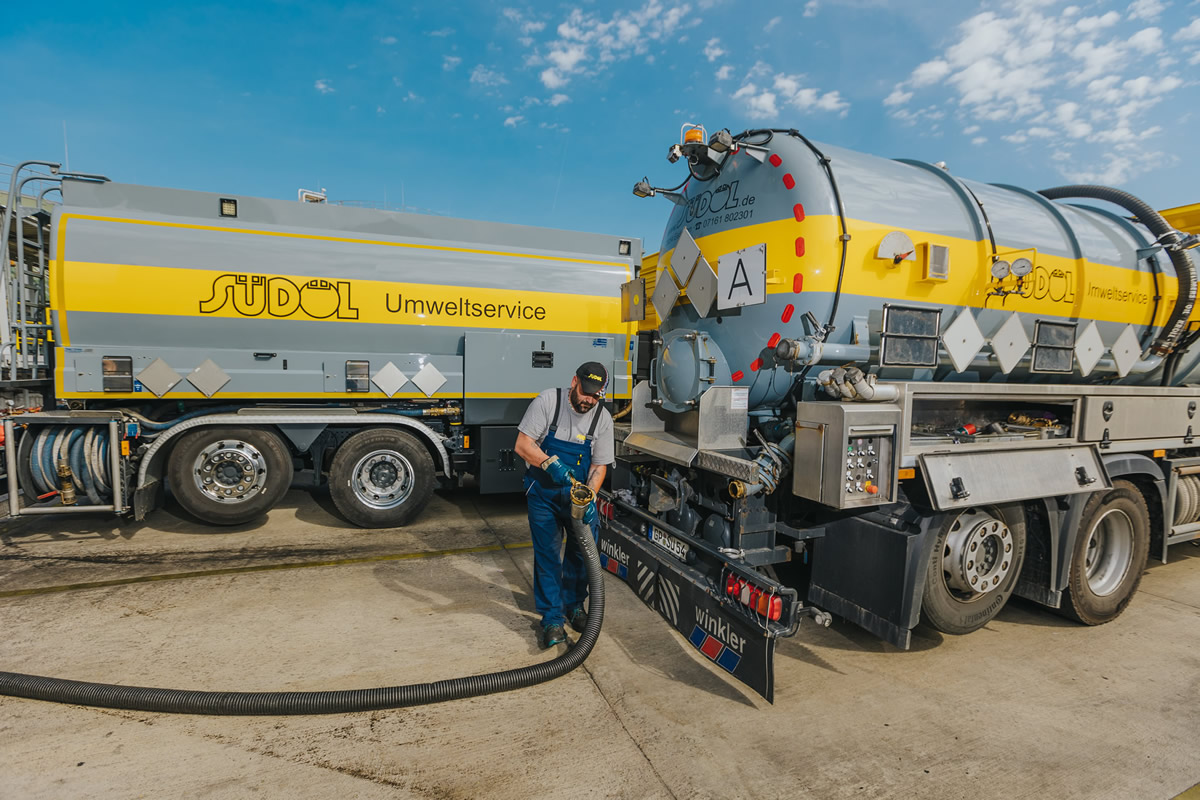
[411,362,446,397]
[620,278,645,323]
[942,308,984,373]
[626,380,698,467]
[920,445,1110,511]
[1080,395,1200,441]
[187,358,231,397]
[463,330,617,397]
[990,312,1030,374]
[697,386,749,451]
[696,449,759,481]
[685,256,717,318]
[793,402,901,509]
[651,272,680,322]
[1074,321,1104,377]
[1110,325,1140,378]
[670,227,702,286]
[137,357,182,397]
[372,361,409,397]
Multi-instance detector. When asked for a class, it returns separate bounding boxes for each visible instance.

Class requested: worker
[514,361,614,649]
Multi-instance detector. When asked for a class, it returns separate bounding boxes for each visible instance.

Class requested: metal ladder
[0,161,108,388]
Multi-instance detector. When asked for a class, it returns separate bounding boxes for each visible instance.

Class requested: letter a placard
[717,244,766,311]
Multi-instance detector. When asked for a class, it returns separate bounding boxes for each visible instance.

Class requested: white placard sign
[717,244,767,310]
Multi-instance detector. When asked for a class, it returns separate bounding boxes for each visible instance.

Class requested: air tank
[646,128,1200,412]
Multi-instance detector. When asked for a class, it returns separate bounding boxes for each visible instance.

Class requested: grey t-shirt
[518,387,614,467]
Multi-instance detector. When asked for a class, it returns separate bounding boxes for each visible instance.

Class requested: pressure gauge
[990,260,1011,280]
[1011,257,1034,277]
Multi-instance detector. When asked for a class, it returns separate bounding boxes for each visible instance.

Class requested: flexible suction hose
[1038,184,1197,357]
[0,521,605,715]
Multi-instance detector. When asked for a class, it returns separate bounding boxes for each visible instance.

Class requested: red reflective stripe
[750,358,763,371]
[793,273,804,293]
[793,203,805,222]
[731,370,744,382]
[782,303,794,323]
[769,154,782,167]
[767,332,781,348]
[606,560,620,574]
[795,237,805,257]
[782,173,795,190]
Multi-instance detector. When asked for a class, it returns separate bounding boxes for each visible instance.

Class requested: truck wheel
[328,428,434,528]
[921,504,1027,635]
[167,427,293,526]
[1061,480,1150,625]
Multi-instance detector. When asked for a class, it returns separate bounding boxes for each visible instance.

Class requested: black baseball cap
[576,362,608,397]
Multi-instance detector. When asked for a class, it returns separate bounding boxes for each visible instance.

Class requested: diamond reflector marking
[671,228,702,286]
[651,273,681,322]
[990,313,1030,375]
[411,362,446,397]
[1075,321,1105,377]
[1110,324,1141,378]
[136,358,182,397]
[943,308,985,373]
[686,256,718,318]
[188,358,231,397]
[372,361,409,397]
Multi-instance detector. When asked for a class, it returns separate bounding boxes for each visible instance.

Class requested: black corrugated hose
[0,523,604,715]
[1038,184,1197,359]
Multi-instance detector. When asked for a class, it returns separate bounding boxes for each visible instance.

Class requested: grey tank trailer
[594,125,1200,702]
[0,161,639,528]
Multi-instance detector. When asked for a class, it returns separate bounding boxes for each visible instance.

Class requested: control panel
[793,403,900,509]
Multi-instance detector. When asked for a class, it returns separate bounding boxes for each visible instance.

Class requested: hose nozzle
[569,480,596,519]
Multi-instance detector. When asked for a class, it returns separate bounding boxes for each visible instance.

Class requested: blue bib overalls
[524,389,601,628]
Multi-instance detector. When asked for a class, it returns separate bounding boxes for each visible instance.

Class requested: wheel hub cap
[193,440,267,504]
[1084,509,1134,597]
[352,450,415,510]
[943,508,1014,596]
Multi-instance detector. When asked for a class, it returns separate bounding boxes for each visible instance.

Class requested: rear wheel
[168,427,293,525]
[328,428,435,528]
[1061,480,1150,625]
[921,504,1027,635]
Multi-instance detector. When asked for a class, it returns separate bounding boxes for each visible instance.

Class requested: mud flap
[599,519,777,703]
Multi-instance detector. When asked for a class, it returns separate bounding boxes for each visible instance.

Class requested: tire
[1061,480,1150,626]
[921,504,1028,635]
[167,426,293,526]
[328,428,435,528]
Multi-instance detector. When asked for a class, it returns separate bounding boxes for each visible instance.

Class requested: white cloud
[428,28,454,37]
[1128,26,1164,53]
[884,87,913,106]
[715,65,733,80]
[963,124,981,134]
[765,16,782,31]
[403,91,421,103]
[470,65,509,87]
[972,136,988,145]
[1074,11,1121,33]
[314,79,334,94]
[504,115,525,128]
[732,83,779,119]
[392,76,403,87]
[704,37,726,62]
[380,35,397,45]
[376,105,386,115]
[443,55,462,71]
[541,68,569,89]
[803,1,819,17]
[548,93,570,106]
[1127,0,1166,20]
[910,59,951,87]
[1174,18,1200,39]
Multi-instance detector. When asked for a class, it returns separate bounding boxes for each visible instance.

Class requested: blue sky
[4,0,1198,252]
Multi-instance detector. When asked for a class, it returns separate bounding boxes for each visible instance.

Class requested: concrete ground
[2,487,1199,800]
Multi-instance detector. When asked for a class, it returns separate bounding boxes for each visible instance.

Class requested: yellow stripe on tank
[59,261,628,333]
[659,216,1183,328]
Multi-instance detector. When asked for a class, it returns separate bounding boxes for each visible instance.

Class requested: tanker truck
[598,125,1200,701]
[0,163,639,528]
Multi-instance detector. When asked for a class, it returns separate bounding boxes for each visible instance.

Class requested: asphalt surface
[2,487,1199,799]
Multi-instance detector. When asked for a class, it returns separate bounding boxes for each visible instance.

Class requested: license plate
[648,526,690,561]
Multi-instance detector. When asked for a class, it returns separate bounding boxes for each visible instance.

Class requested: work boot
[566,606,588,633]
[541,623,568,649]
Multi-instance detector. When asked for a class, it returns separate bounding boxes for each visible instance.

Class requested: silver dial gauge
[1011,257,1034,277]
[991,260,1011,279]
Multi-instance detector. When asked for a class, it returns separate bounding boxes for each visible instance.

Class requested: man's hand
[582,500,598,526]
[541,455,574,487]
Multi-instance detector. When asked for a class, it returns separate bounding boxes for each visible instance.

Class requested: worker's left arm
[586,464,606,494]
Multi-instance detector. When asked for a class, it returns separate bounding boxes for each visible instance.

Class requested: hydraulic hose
[0,519,605,715]
[1038,184,1197,358]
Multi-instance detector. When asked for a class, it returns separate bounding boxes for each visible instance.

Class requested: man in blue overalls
[514,362,614,648]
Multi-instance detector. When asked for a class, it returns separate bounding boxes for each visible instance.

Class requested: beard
[569,386,595,414]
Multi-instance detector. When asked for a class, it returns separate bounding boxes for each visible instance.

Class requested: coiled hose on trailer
[0,520,604,714]
[24,425,113,504]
